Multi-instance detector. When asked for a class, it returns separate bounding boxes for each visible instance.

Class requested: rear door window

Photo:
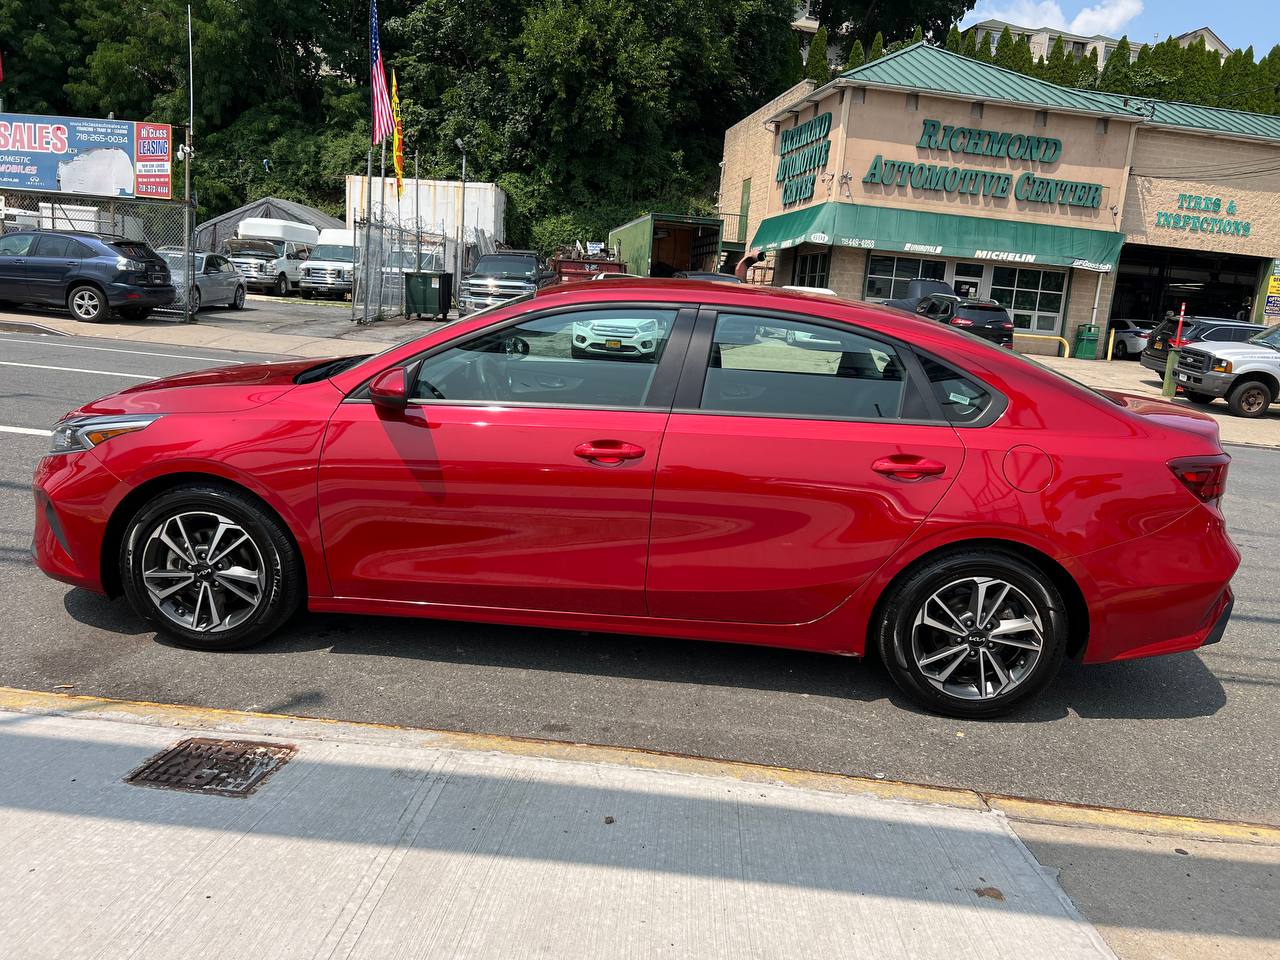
[33,235,76,258]
[699,313,907,421]
[919,355,996,424]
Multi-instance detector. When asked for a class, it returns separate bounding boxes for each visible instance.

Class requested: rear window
[918,356,997,424]
[957,303,1007,315]
[110,241,156,261]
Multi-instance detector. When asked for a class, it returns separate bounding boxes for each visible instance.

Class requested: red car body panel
[32,280,1239,667]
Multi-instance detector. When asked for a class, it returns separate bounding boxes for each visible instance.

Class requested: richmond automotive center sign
[0,112,172,200]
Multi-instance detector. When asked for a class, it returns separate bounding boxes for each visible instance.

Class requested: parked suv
[913,294,1015,348]
[458,251,555,315]
[0,229,174,322]
[1140,317,1260,373]
[1174,323,1280,417]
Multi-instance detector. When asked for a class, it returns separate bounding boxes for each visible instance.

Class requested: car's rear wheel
[1227,380,1272,418]
[68,284,105,322]
[119,484,302,651]
[188,286,202,312]
[877,550,1068,718]
[231,285,246,309]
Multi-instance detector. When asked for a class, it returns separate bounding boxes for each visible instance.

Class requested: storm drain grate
[126,738,296,798]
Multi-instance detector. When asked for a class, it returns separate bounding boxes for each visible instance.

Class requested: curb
[2,686,1276,846]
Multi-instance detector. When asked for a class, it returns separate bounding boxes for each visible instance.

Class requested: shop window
[865,255,945,301]
[794,250,830,288]
[990,267,1066,334]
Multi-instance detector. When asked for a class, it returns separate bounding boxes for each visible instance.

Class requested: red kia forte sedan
[32,281,1238,717]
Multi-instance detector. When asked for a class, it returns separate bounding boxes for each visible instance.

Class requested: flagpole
[414,151,421,273]
[376,140,387,318]
[360,149,372,325]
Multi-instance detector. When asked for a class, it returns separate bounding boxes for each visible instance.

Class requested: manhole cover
[126,738,295,797]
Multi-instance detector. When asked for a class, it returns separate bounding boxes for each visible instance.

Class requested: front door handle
[872,455,946,481]
[574,440,645,465]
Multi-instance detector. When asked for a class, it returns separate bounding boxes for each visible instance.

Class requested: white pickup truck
[225,218,319,296]
[300,228,356,300]
[1174,321,1280,417]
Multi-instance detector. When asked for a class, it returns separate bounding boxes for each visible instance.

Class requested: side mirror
[369,366,409,410]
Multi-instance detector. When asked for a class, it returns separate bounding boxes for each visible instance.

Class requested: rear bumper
[1140,349,1171,373]
[106,283,176,308]
[1071,504,1239,663]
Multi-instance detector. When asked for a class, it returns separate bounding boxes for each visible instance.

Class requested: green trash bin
[404,271,452,320]
[1073,322,1099,360]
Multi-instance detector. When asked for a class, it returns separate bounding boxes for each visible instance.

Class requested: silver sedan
[159,250,247,312]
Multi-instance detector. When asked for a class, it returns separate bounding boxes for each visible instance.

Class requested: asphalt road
[1,330,1277,823]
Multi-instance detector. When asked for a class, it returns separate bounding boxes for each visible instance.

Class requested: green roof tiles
[835,43,1280,144]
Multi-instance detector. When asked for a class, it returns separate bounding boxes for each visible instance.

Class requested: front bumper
[300,280,352,294]
[32,451,126,594]
[459,288,533,313]
[1173,367,1233,398]
[106,283,176,308]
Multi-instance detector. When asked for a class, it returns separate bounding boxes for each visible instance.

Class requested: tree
[910,25,924,45]
[783,30,806,86]
[944,25,962,53]
[960,28,978,59]
[974,29,994,63]
[1178,37,1220,106]
[993,26,1016,70]
[1011,36,1035,75]
[806,26,832,84]
[1099,36,1133,93]
[809,0,971,45]
[1043,36,1070,84]
[845,39,866,71]
[868,31,885,62]
[0,1,91,114]
[1257,45,1280,115]
[1076,48,1100,88]
[1219,46,1260,109]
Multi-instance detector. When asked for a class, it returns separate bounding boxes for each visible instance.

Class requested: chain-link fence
[350,211,495,323]
[0,188,193,318]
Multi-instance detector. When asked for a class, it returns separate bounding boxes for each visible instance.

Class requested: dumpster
[405,271,452,320]
[1073,322,1099,360]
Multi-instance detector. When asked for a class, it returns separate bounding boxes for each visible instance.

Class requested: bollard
[1161,347,1180,398]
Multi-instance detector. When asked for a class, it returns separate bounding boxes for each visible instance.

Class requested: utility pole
[183,4,195,324]
[455,138,467,302]
[360,149,372,324]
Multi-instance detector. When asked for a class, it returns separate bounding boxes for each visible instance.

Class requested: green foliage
[910,25,924,44]
[1219,46,1260,109]
[944,25,962,54]
[868,31,885,62]
[1010,37,1035,75]
[783,30,806,87]
[993,26,1016,70]
[806,26,832,84]
[809,0,970,43]
[1042,36,1070,84]
[974,31,994,64]
[960,28,978,60]
[845,39,866,71]
[1099,36,1132,92]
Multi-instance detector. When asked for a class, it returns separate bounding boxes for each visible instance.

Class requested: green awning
[752,201,1124,273]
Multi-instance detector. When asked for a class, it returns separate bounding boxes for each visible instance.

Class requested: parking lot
[2,329,1278,825]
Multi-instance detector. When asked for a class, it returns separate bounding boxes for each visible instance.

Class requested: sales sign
[0,112,172,200]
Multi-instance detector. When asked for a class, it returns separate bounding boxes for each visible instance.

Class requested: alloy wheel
[71,288,102,320]
[140,510,266,633]
[909,576,1044,701]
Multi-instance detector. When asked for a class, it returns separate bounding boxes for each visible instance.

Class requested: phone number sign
[0,112,172,200]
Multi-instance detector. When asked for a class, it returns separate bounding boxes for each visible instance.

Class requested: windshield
[228,238,284,257]
[1248,323,1280,350]
[310,244,354,262]
[473,255,537,278]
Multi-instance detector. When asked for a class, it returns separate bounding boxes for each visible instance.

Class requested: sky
[960,1,1279,55]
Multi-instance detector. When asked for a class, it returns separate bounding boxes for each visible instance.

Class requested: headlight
[49,415,162,455]
[1212,360,1233,373]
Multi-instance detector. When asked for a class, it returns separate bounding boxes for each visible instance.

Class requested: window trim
[347,301,698,413]
[673,305,955,427]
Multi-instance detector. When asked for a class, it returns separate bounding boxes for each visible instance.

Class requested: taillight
[1001,322,1014,330]
[1169,455,1229,506]
[950,317,973,327]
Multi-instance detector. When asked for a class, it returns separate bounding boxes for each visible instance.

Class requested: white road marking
[0,335,243,364]
[0,361,153,380]
[0,425,52,437]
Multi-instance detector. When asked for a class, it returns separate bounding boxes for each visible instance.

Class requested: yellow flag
[391,70,404,198]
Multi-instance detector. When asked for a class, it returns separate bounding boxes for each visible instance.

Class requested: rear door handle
[872,455,946,481]
[574,440,646,465]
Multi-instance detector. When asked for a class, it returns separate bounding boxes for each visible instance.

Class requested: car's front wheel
[877,550,1068,718]
[1113,341,1128,360]
[274,274,289,296]
[120,484,302,651]
[1227,379,1272,418]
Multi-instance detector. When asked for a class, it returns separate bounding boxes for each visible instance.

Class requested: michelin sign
[0,112,172,200]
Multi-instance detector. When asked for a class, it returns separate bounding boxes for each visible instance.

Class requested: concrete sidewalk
[1,691,1276,960]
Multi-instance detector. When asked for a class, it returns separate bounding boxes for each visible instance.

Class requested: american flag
[369,0,394,144]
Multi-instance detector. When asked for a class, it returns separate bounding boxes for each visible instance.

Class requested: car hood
[71,358,328,416]
[1099,390,1221,445]
[1185,342,1280,363]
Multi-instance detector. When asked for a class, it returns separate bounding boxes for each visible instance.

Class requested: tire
[1226,380,1272,418]
[1112,341,1128,360]
[119,484,303,651]
[189,287,202,313]
[1183,390,1214,405]
[876,549,1068,718]
[231,285,246,310]
[67,284,106,322]
[274,274,289,297]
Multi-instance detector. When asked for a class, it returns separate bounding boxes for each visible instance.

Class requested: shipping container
[607,214,723,277]
[345,176,506,244]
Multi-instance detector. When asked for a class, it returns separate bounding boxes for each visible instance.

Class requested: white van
[300,228,357,300]
[225,218,319,296]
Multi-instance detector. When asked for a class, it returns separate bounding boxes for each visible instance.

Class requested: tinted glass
[33,235,76,258]
[111,241,156,261]
[701,314,906,420]
[0,234,34,256]
[412,308,676,408]
[473,255,538,277]
[919,356,995,424]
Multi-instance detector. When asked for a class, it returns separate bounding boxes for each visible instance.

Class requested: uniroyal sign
[0,112,172,200]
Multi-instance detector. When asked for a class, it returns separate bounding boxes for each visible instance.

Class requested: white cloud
[962,0,1143,36]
